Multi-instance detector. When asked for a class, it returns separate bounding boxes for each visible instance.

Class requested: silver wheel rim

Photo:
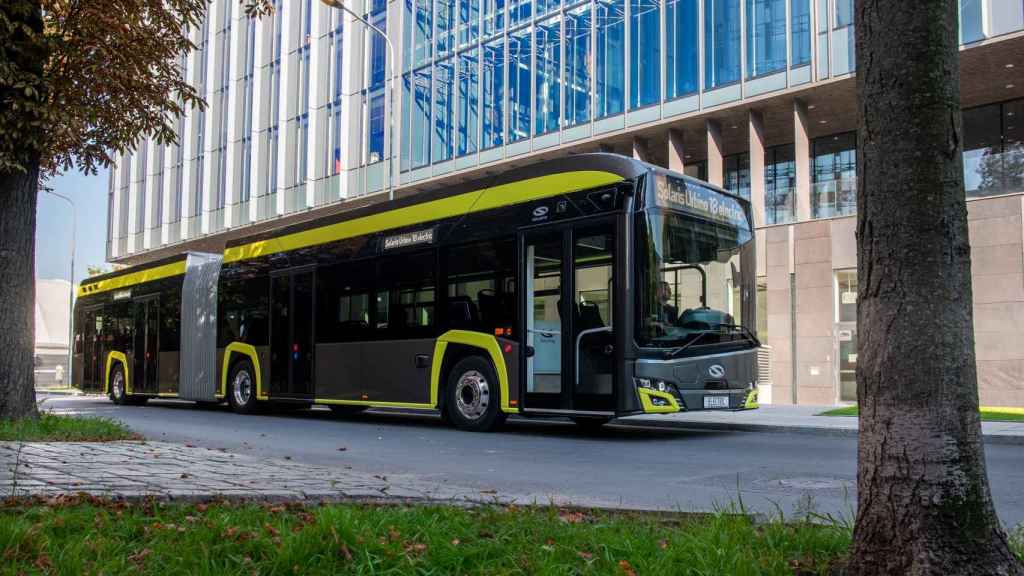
[455,370,490,421]
[233,369,253,406]
[112,371,124,399]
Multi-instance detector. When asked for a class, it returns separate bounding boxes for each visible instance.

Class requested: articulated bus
[73,154,760,431]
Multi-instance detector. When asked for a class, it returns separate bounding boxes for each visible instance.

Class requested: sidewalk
[619,404,1024,445]
[0,441,506,503]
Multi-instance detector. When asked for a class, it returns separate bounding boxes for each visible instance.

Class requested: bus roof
[221,153,652,263]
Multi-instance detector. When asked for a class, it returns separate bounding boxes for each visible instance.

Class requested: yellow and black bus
[73,154,760,431]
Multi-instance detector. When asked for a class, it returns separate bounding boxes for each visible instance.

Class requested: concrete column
[749,110,766,228]
[794,99,812,221]
[160,136,174,245]
[668,129,685,173]
[305,3,324,208]
[706,119,724,187]
[247,14,265,224]
[201,6,219,233]
[110,155,126,258]
[340,9,364,198]
[223,3,244,228]
[632,137,649,163]
[142,142,160,249]
[275,2,294,214]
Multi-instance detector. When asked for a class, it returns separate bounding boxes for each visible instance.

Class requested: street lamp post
[320,0,396,201]
[46,190,76,387]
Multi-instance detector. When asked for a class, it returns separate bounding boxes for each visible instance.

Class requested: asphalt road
[41,395,1024,528]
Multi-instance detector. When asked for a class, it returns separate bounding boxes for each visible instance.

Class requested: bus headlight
[634,377,676,394]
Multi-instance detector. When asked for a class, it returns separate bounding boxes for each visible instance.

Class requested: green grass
[0,500,855,575]
[818,405,1024,422]
[0,413,140,442]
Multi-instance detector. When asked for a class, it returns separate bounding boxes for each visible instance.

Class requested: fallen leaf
[618,560,637,576]
[405,542,428,555]
[264,523,280,537]
[578,551,593,561]
[180,473,190,479]
[559,510,586,524]
[339,543,353,561]
[658,539,669,550]
[451,538,461,546]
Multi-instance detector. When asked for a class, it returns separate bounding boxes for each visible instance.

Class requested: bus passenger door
[132,298,160,394]
[522,220,617,414]
[270,269,315,398]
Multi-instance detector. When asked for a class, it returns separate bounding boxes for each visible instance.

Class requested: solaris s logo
[707,364,726,378]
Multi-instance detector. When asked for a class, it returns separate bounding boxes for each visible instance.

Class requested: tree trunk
[0,161,40,421]
[848,1,1022,574]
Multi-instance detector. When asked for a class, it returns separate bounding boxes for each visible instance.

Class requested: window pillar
[706,119,724,187]
[668,128,685,172]
[749,110,766,228]
[794,98,811,221]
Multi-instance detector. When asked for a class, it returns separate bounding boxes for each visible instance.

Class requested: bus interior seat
[448,296,479,328]
[578,301,604,331]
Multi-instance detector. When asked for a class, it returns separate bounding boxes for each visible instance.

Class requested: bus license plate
[703,396,729,409]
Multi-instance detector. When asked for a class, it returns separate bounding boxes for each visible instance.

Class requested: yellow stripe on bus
[224,171,624,264]
[78,260,187,297]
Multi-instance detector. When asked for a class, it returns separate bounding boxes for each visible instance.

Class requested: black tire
[572,417,612,432]
[328,404,368,416]
[227,359,261,415]
[444,356,507,432]
[108,364,146,405]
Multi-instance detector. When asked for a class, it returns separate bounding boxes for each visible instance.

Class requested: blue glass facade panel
[508,28,531,142]
[791,0,811,66]
[484,0,505,36]
[412,68,431,168]
[458,50,480,156]
[509,0,532,26]
[704,0,741,89]
[536,17,561,135]
[433,59,455,163]
[415,0,432,66]
[746,0,787,78]
[596,0,625,118]
[565,5,592,126]
[459,0,480,46]
[482,39,505,148]
[437,0,455,55]
[666,0,699,99]
[630,0,661,109]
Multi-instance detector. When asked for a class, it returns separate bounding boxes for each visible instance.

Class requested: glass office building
[108,0,1024,407]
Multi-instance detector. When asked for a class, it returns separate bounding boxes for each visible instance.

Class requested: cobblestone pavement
[0,441,508,503]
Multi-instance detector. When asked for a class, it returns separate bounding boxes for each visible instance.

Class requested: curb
[615,417,1024,446]
[34,389,81,397]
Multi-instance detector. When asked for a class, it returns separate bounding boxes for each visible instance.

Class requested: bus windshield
[637,206,754,351]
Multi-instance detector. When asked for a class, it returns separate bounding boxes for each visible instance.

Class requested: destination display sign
[383,228,435,250]
[654,176,750,229]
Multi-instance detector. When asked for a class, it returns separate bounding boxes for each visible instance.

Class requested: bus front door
[522,220,617,414]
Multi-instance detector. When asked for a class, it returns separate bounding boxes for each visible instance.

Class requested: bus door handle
[414,354,430,368]
[525,346,535,358]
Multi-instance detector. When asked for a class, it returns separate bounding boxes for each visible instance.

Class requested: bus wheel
[227,360,261,415]
[445,356,507,432]
[571,417,611,432]
[108,365,146,405]
[328,405,368,417]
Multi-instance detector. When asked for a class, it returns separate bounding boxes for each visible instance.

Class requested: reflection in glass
[536,17,561,135]
[630,0,661,109]
[433,59,454,163]
[812,132,856,218]
[412,67,431,168]
[963,99,1024,197]
[482,39,504,148]
[746,0,787,78]
[509,28,531,142]
[596,0,625,118]
[724,152,750,200]
[565,5,592,126]
[704,0,741,89]
[457,50,479,156]
[765,145,795,225]
[791,0,811,65]
[666,0,699,99]
[459,0,479,46]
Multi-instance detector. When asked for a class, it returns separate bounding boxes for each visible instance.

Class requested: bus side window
[444,240,515,337]
[376,250,436,338]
